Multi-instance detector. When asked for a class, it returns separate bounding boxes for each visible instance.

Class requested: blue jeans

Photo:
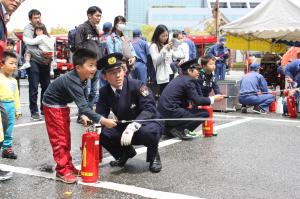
[99,70,107,88]
[27,60,50,114]
[88,70,100,108]
[239,94,275,111]
[2,101,15,150]
[131,62,147,84]
[215,62,226,81]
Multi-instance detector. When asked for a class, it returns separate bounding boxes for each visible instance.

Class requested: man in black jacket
[75,6,102,121]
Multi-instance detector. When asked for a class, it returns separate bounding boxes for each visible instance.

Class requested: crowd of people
[1,2,300,185]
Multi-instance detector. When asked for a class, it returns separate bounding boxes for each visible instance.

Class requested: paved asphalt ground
[0,76,300,199]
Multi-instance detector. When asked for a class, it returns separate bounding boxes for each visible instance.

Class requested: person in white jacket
[21,23,55,70]
[149,24,173,95]
[171,31,190,75]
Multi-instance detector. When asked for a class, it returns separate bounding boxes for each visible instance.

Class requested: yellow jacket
[0,73,21,113]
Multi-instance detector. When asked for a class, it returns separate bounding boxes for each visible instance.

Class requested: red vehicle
[52,35,73,78]
[14,32,73,78]
[188,35,217,57]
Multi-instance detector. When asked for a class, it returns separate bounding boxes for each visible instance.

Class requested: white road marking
[1,119,251,198]
[214,117,254,130]
[21,103,77,108]
[215,113,300,124]
[100,138,182,165]
[14,113,298,129]
[0,164,54,179]
[14,116,78,128]
[15,120,46,128]
[0,163,202,199]
[80,180,203,199]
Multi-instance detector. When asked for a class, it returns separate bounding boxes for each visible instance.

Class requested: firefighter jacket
[158,74,211,118]
[239,71,268,95]
[96,77,161,123]
[208,43,229,63]
[285,59,300,86]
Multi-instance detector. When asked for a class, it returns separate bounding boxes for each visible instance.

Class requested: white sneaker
[0,170,13,181]
[19,62,31,70]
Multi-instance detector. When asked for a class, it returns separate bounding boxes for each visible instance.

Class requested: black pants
[165,108,209,132]
[0,102,8,133]
[158,74,174,95]
[100,122,162,162]
[158,83,168,95]
[27,60,50,114]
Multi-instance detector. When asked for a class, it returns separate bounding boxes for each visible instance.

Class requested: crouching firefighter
[96,53,164,173]
[239,63,275,114]
[157,59,225,140]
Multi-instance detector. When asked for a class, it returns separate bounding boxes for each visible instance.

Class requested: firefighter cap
[180,59,200,71]
[97,53,123,71]
[250,63,261,71]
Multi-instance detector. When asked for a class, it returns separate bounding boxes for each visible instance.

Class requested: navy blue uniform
[208,44,228,80]
[158,75,210,132]
[239,71,274,111]
[131,37,149,84]
[285,59,300,86]
[96,77,163,162]
[197,70,221,97]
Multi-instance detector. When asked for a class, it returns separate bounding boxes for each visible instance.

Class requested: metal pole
[215,0,220,38]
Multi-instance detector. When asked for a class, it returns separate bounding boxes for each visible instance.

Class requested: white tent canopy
[221,0,300,42]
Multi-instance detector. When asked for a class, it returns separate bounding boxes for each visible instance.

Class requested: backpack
[68,27,77,52]
[146,53,156,84]
[146,53,160,98]
[98,34,109,59]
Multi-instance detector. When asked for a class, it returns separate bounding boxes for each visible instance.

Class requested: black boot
[149,152,162,173]
[110,146,137,167]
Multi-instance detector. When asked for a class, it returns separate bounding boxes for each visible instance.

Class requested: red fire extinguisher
[81,124,102,183]
[269,91,277,113]
[198,106,214,137]
[287,96,297,118]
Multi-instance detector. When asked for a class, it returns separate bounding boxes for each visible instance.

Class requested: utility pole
[215,0,220,38]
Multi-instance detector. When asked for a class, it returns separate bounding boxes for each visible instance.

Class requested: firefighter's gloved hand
[121,122,141,146]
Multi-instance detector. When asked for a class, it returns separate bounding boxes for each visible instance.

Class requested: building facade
[125,0,262,30]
